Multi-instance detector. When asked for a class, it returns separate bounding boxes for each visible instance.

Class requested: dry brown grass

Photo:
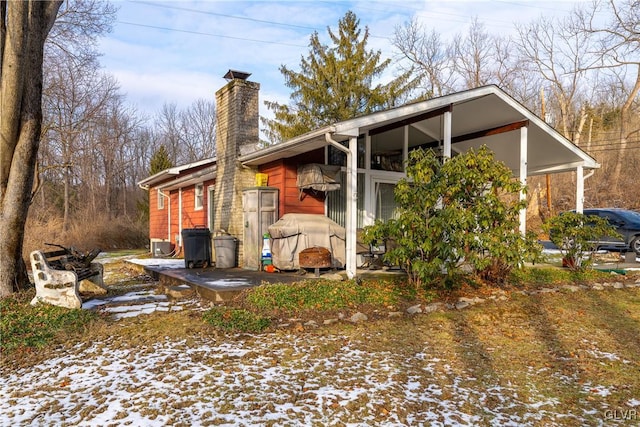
[22,208,148,259]
[3,257,640,425]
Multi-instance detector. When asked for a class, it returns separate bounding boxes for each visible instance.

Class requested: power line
[128,0,393,41]
[116,21,308,48]
[131,0,319,32]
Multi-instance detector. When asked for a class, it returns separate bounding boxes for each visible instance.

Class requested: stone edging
[283,277,640,328]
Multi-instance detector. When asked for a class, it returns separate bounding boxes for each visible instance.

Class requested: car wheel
[632,237,640,256]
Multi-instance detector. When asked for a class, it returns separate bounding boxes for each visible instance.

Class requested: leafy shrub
[544,211,620,271]
[363,147,541,288]
[203,307,270,333]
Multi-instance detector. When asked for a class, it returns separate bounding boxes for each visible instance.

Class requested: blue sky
[97,0,587,120]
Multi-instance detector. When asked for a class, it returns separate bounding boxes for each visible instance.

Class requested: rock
[349,312,368,323]
[304,320,318,327]
[323,318,339,325]
[423,302,444,313]
[455,301,470,310]
[338,312,346,320]
[320,273,344,281]
[613,282,624,289]
[406,304,423,315]
[162,284,194,299]
[78,279,108,296]
[538,288,557,294]
[457,297,485,306]
[561,285,581,292]
[592,283,604,290]
[387,311,403,318]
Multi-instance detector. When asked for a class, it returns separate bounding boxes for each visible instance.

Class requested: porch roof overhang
[240,85,599,175]
[137,157,217,190]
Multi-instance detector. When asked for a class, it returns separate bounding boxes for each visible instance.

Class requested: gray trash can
[213,235,237,268]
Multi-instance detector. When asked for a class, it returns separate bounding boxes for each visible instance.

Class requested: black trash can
[181,228,211,268]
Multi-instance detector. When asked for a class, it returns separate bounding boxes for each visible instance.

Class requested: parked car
[575,208,640,256]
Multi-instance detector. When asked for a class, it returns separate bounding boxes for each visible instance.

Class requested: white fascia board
[158,165,217,191]
[490,89,601,169]
[333,86,495,137]
[239,126,334,165]
[527,161,598,175]
[137,157,216,189]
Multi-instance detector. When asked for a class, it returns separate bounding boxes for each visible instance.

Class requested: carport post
[326,132,357,279]
[576,165,584,213]
[443,110,452,159]
[519,125,528,235]
[345,136,358,279]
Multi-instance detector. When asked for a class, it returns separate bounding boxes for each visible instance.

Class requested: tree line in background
[19,0,640,255]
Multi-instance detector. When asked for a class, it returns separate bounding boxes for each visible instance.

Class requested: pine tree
[262,11,419,143]
[149,145,174,175]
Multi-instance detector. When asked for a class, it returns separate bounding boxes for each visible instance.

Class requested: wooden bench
[30,248,105,309]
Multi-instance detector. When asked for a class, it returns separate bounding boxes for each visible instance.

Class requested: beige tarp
[296,164,341,192]
[268,213,346,270]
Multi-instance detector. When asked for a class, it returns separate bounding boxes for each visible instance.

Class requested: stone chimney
[213,70,260,266]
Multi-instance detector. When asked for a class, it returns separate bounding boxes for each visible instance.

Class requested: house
[138,70,599,278]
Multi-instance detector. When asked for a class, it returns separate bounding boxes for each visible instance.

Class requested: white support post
[346,136,358,279]
[576,165,584,213]
[443,110,452,159]
[178,188,183,246]
[519,125,528,235]
[325,132,358,278]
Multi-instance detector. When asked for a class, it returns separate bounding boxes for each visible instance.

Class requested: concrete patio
[127,257,404,302]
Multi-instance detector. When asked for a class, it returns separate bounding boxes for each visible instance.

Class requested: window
[371,129,404,172]
[157,189,164,210]
[195,183,204,210]
[327,135,365,168]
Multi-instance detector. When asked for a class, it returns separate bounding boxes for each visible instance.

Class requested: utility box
[181,228,211,269]
[242,187,279,270]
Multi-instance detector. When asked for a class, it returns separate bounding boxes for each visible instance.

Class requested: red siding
[259,149,325,217]
[181,183,208,229]
[147,149,331,247]
[169,190,180,244]
[149,188,169,240]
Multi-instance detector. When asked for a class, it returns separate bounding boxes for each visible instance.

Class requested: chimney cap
[224,69,251,81]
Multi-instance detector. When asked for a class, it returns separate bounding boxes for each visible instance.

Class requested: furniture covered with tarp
[268,214,346,270]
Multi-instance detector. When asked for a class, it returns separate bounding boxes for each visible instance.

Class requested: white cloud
[97,0,587,117]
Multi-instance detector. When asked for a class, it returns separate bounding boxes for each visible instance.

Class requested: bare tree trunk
[0,1,62,297]
[610,67,640,190]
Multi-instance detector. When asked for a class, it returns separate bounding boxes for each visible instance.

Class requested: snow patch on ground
[82,289,198,321]
[0,334,627,426]
[128,258,186,269]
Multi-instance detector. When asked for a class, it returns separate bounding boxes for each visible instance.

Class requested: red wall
[259,149,326,217]
[149,188,169,240]
[148,151,330,246]
[149,178,215,246]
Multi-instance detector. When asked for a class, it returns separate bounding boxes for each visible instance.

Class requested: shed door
[242,188,279,270]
